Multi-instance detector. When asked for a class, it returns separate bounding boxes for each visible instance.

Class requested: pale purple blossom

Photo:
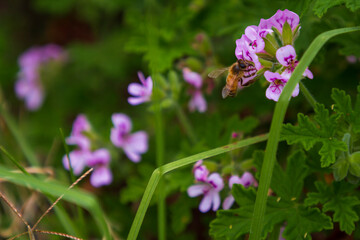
[128,72,153,105]
[346,55,358,64]
[15,44,67,111]
[193,160,209,182]
[235,35,262,70]
[86,148,113,187]
[223,172,257,210]
[264,71,299,102]
[66,114,91,150]
[244,25,265,53]
[259,9,300,34]
[62,150,91,176]
[276,45,313,80]
[183,68,207,113]
[110,113,148,163]
[187,173,224,213]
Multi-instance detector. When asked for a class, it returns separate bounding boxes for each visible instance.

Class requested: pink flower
[66,114,91,150]
[62,150,91,176]
[264,71,298,102]
[110,113,148,163]
[276,45,313,79]
[187,173,224,213]
[15,44,67,111]
[183,68,207,113]
[193,160,209,182]
[223,172,257,210]
[235,35,262,70]
[128,72,153,105]
[86,148,113,188]
[346,55,357,64]
[259,9,300,34]
[244,26,265,53]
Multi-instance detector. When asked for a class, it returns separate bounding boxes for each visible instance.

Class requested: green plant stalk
[0,146,30,176]
[127,133,269,240]
[0,166,111,240]
[299,81,317,109]
[59,128,85,237]
[249,26,360,240]
[0,104,39,166]
[175,103,197,144]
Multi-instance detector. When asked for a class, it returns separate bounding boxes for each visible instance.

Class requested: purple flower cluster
[63,114,113,188]
[187,160,256,213]
[15,44,67,110]
[183,68,207,113]
[235,9,313,101]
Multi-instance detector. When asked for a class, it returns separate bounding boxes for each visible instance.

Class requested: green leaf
[323,196,360,234]
[271,151,309,201]
[354,85,360,133]
[282,206,333,240]
[282,21,293,46]
[305,181,360,234]
[282,104,347,167]
[331,88,353,123]
[313,0,360,17]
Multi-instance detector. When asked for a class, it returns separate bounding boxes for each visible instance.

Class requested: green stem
[299,81,317,109]
[249,27,360,240]
[127,133,269,240]
[0,146,30,176]
[175,103,197,144]
[0,103,39,166]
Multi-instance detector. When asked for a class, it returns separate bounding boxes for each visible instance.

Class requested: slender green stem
[175,103,197,144]
[127,133,269,240]
[0,103,39,166]
[249,27,360,240]
[0,146,30,176]
[299,81,317,109]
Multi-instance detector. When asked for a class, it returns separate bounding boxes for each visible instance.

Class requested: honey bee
[208,59,257,98]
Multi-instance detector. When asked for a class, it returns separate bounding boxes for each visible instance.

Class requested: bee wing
[208,67,229,79]
[222,86,231,99]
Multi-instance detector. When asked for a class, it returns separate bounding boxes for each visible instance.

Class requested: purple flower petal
[211,190,221,211]
[111,113,132,132]
[199,190,213,213]
[183,68,203,88]
[276,45,296,67]
[127,72,152,105]
[188,91,207,113]
[87,148,111,167]
[128,96,149,105]
[207,173,224,191]
[62,150,90,175]
[137,71,146,85]
[66,135,91,150]
[292,83,300,97]
[122,131,148,162]
[24,87,44,111]
[303,68,313,79]
[187,184,207,197]
[71,114,91,137]
[128,83,147,96]
[222,195,235,210]
[266,83,284,102]
[90,166,113,188]
[194,165,209,182]
[240,172,256,187]
[229,175,242,188]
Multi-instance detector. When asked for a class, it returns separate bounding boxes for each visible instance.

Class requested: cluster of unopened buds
[235,9,313,101]
[63,113,148,187]
[187,160,257,213]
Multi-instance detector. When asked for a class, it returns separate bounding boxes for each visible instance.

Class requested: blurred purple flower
[66,114,92,150]
[193,160,209,182]
[187,173,224,213]
[183,68,207,113]
[276,45,313,79]
[259,9,300,34]
[86,148,113,188]
[110,113,148,163]
[346,55,358,64]
[223,172,257,210]
[15,44,67,111]
[62,150,91,176]
[128,72,153,105]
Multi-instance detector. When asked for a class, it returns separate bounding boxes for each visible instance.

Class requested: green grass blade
[0,146,30,176]
[0,166,111,240]
[249,26,360,240]
[127,133,269,240]
[0,104,39,166]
